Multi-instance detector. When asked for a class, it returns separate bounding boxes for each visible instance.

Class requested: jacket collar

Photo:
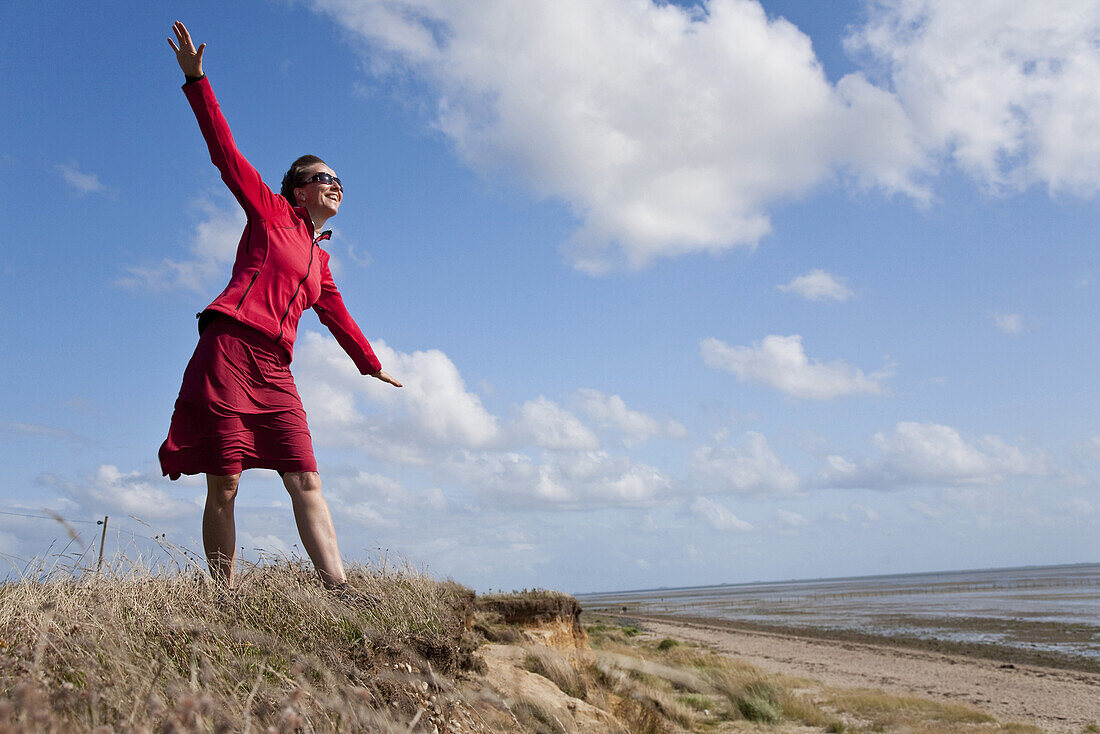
[292,206,332,242]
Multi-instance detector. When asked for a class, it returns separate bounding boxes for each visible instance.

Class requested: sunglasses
[299,171,343,189]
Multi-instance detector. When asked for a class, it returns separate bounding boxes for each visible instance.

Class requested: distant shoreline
[589,609,1100,675]
[574,560,1100,598]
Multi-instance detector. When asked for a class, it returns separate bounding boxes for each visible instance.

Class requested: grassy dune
[0,558,478,732]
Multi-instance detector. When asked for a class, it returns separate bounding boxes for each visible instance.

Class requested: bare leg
[283,471,346,587]
[203,473,240,586]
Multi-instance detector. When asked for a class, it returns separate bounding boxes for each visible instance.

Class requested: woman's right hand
[370,370,403,388]
[168,21,205,78]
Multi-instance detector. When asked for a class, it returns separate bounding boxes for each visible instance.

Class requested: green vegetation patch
[735,680,783,723]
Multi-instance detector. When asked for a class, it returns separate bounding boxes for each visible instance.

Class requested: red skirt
[159,315,317,479]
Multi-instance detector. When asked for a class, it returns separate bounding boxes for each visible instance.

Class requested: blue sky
[1,0,1098,592]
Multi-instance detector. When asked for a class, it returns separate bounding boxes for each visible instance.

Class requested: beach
[623,613,1100,733]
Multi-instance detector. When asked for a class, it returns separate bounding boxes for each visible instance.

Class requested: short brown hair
[280,155,327,206]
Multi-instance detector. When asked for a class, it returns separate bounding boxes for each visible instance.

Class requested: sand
[631,614,1100,733]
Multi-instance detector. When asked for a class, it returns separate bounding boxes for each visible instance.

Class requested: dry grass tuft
[509,694,569,734]
[522,646,587,700]
[733,679,783,723]
[0,556,478,732]
[825,688,996,729]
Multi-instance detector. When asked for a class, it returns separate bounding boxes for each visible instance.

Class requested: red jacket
[182,76,382,375]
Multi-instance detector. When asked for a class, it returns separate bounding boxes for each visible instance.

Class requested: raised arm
[168,22,286,220]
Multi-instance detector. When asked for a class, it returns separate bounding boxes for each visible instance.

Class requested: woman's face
[294,162,342,218]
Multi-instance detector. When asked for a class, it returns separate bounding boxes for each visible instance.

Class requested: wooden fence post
[96,516,109,573]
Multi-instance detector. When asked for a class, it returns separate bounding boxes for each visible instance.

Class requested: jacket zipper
[235,270,259,310]
[276,237,318,339]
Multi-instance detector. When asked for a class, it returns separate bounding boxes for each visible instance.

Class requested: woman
[161,22,401,588]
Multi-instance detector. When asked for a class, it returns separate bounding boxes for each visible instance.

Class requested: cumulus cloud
[295,332,675,509]
[296,332,500,456]
[849,0,1100,195]
[446,449,671,507]
[991,311,1024,334]
[56,162,107,195]
[691,430,801,497]
[690,496,754,531]
[514,396,600,450]
[239,532,296,557]
[64,465,197,522]
[311,0,926,273]
[822,421,1053,489]
[575,389,684,443]
[701,335,888,399]
[119,196,244,293]
[777,269,854,301]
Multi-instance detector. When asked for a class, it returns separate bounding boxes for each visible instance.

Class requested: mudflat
[631,614,1100,733]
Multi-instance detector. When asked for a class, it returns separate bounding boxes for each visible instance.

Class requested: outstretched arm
[167,22,285,219]
[313,251,402,387]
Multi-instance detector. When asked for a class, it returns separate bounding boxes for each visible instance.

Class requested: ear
[294,186,306,205]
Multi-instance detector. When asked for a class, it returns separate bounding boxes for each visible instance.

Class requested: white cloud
[692,430,801,497]
[446,449,670,507]
[56,163,106,195]
[992,311,1024,334]
[777,269,854,301]
[296,332,686,512]
[776,508,809,527]
[575,389,684,444]
[296,333,673,509]
[296,332,500,456]
[424,487,448,512]
[312,0,926,273]
[119,196,244,293]
[849,0,1100,195]
[239,532,296,557]
[514,396,600,450]
[822,421,1053,489]
[701,335,887,399]
[81,465,196,522]
[690,496,754,532]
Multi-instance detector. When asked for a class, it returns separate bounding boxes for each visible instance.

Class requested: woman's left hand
[370,369,403,388]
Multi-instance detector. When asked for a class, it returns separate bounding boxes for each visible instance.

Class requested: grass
[579,615,1048,733]
[0,555,477,732]
[734,680,783,723]
[522,646,587,700]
